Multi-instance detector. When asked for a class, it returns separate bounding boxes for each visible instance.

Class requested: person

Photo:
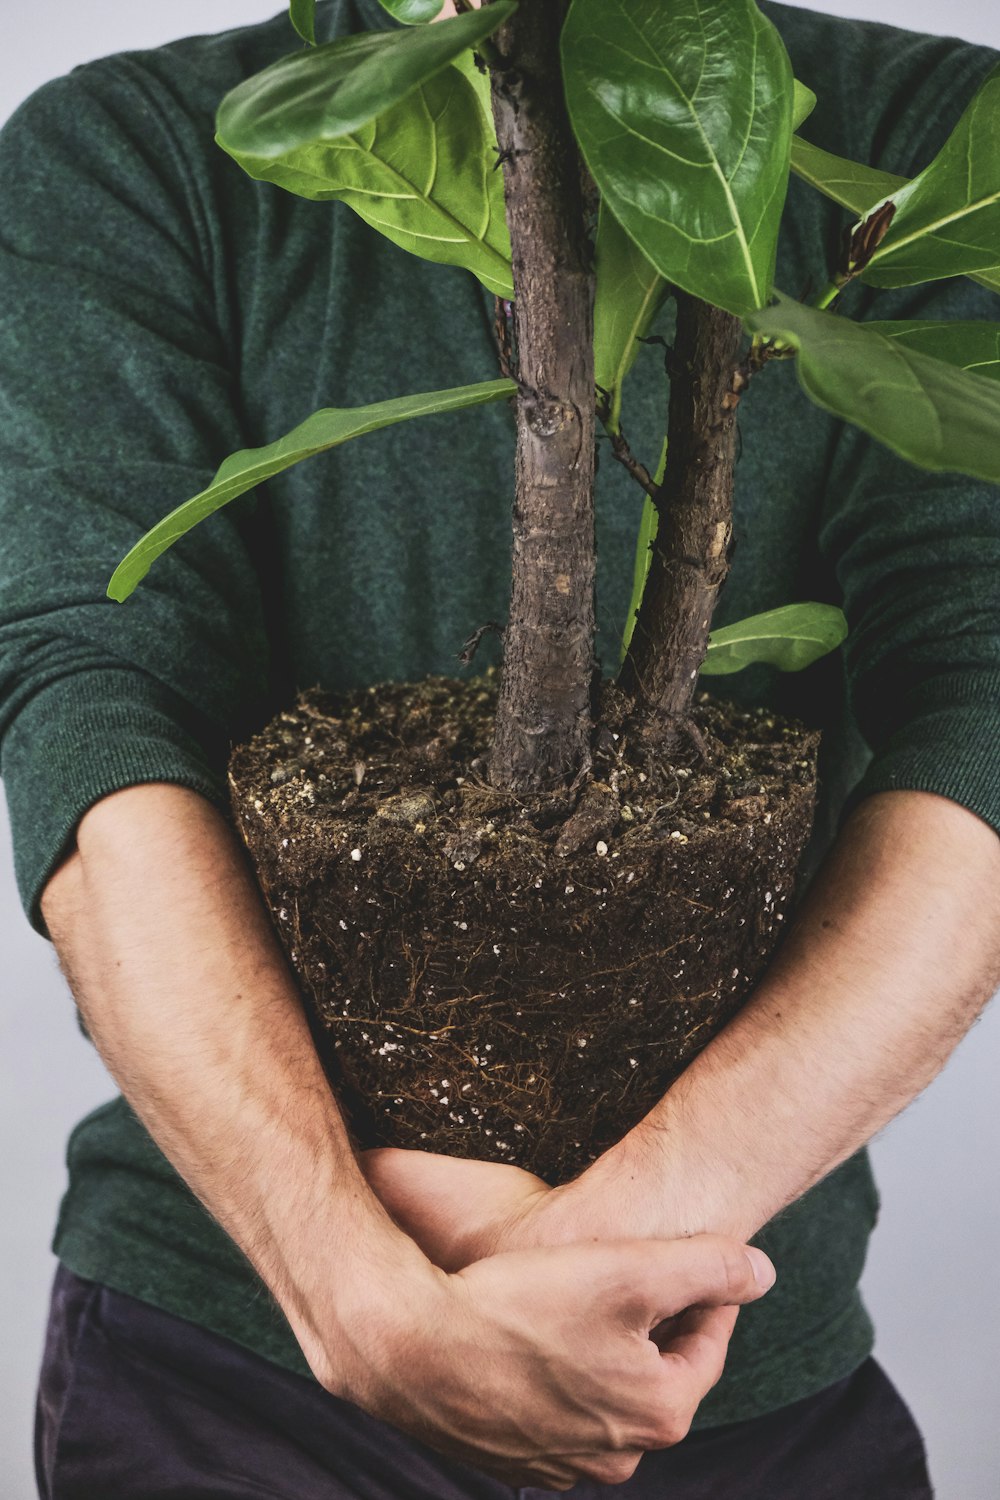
[2,0,998,1494]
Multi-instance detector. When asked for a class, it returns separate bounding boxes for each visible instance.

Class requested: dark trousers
[36,1264,933,1500]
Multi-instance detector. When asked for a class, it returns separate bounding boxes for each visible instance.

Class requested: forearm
[547,790,1000,1244]
[40,782,427,1388]
[39,781,777,1488]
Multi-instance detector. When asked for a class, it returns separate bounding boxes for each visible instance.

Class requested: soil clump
[230,673,818,1182]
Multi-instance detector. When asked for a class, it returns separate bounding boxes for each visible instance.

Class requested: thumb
[611,1235,776,1332]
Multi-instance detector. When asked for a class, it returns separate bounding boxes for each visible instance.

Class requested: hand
[361,1146,551,1270]
[329,1234,775,1491]
[360,1142,664,1271]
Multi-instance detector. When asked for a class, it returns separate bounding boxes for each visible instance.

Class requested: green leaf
[789,136,1000,297]
[792,79,817,131]
[217,4,515,158]
[449,37,491,113]
[865,320,1000,381]
[699,603,847,675]
[289,0,317,46]
[789,135,906,217]
[219,63,513,298]
[562,0,794,318]
[108,380,516,602]
[593,203,669,432]
[449,44,494,126]
[377,0,445,22]
[970,268,1000,296]
[619,435,667,664]
[747,293,1000,485]
[865,66,1000,287]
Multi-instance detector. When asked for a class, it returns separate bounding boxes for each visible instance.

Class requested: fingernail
[745,1247,776,1290]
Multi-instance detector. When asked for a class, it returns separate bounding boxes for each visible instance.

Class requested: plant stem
[812,279,843,311]
[486,0,597,793]
[620,293,744,749]
[601,418,657,498]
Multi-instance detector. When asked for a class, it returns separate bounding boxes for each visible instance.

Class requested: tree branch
[486,0,597,793]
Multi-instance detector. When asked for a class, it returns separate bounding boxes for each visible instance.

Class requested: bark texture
[486,0,597,792]
[622,294,745,747]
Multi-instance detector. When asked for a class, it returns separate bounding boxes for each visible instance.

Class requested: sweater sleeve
[0,60,270,931]
[817,40,1000,836]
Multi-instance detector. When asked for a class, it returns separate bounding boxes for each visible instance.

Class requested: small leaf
[789,136,1000,297]
[620,436,668,663]
[865,65,1000,288]
[108,380,516,601]
[217,4,515,157]
[792,79,817,131]
[562,0,793,318]
[865,320,1000,381]
[699,603,847,675]
[789,135,906,217]
[621,495,657,657]
[377,0,445,22]
[219,63,513,298]
[747,293,1000,485]
[289,0,317,46]
[593,203,669,432]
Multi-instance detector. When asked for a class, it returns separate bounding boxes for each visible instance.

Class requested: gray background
[1,2,998,1497]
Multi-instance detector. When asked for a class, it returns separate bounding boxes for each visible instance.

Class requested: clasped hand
[359,1146,773,1490]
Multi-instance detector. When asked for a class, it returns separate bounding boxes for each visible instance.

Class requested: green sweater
[2,0,999,1429]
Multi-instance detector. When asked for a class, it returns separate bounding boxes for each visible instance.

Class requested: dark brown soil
[229,674,818,1183]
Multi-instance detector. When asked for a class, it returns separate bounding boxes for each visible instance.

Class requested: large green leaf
[108,380,516,602]
[865,66,1000,288]
[699,603,847,674]
[289,0,317,46]
[747,293,1000,484]
[217,4,514,158]
[377,0,444,22]
[865,321,1000,381]
[219,63,513,298]
[562,0,793,318]
[593,203,669,431]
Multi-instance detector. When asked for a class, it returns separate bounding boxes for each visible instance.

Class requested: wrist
[507,1125,753,1253]
[602,1110,758,1242]
[281,1200,441,1398]
[496,1143,657,1251]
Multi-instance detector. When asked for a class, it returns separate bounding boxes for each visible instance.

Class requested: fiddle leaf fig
[217,3,515,157]
[593,204,669,433]
[377,0,445,22]
[289,0,317,46]
[747,293,1000,484]
[864,65,1000,288]
[562,0,794,318]
[219,62,513,297]
[699,603,848,674]
[108,380,516,602]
